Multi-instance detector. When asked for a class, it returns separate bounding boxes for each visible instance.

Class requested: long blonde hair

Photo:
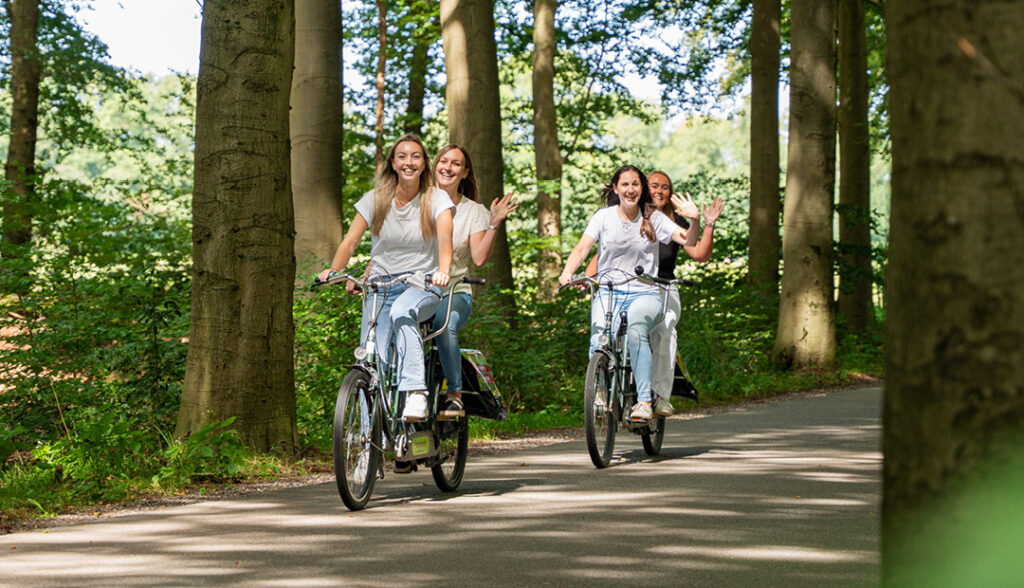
[372,134,436,239]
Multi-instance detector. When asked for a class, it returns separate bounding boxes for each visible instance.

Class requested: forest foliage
[1,0,886,515]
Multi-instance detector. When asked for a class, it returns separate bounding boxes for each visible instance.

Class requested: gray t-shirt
[583,206,680,291]
[354,187,455,276]
[450,197,490,296]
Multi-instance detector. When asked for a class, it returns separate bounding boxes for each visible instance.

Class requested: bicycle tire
[333,370,381,510]
[431,417,469,492]
[641,416,666,455]
[584,352,617,468]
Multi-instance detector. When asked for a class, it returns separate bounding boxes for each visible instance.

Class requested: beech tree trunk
[771,0,837,369]
[747,0,781,295]
[404,0,437,136]
[533,0,562,302]
[883,0,1024,581]
[837,0,874,333]
[291,0,344,273]
[178,0,297,453]
[440,0,517,309]
[1,0,41,294]
[374,0,387,167]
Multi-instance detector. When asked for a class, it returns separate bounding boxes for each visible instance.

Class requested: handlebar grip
[463,277,486,285]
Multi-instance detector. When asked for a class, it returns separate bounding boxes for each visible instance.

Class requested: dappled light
[3,387,880,586]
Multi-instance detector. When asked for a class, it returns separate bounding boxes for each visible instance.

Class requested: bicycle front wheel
[642,416,666,455]
[584,352,616,468]
[333,370,381,511]
[431,417,469,492]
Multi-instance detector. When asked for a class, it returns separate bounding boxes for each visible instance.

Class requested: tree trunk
[440,0,517,311]
[771,0,837,369]
[404,1,437,136]
[178,0,297,453]
[291,0,344,275]
[747,0,781,295]
[533,0,562,302]
[883,0,1024,581]
[837,0,873,333]
[1,0,41,294]
[374,0,387,168]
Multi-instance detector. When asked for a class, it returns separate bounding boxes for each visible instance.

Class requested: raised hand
[703,197,725,226]
[490,191,519,226]
[670,192,700,219]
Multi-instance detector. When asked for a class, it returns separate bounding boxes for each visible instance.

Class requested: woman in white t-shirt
[430,144,518,419]
[559,165,698,422]
[318,135,454,421]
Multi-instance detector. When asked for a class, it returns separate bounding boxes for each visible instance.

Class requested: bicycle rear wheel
[431,417,468,492]
[641,416,666,455]
[584,352,617,468]
[333,370,381,510]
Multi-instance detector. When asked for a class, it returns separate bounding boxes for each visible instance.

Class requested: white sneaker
[402,390,428,421]
[629,401,652,422]
[653,396,674,417]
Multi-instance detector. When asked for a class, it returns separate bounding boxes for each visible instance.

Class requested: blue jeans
[590,289,662,403]
[360,282,441,392]
[431,293,473,393]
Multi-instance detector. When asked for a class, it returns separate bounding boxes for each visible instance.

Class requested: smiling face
[615,170,644,211]
[648,172,672,212]
[435,147,469,195]
[390,140,426,183]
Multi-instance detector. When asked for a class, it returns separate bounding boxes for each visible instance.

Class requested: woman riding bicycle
[318,134,454,422]
[646,171,724,416]
[559,165,699,422]
[430,144,518,420]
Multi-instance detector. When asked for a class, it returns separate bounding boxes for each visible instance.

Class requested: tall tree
[403,0,438,136]
[747,0,781,294]
[178,0,298,452]
[440,0,516,303]
[533,0,562,300]
[1,0,41,294]
[883,0,1024,581]
[836,0,873,332]
[291,0,344,272]
[374,0,387,166]
[771,0,837,369]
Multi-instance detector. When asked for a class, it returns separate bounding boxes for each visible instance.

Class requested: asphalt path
[1,385,881,587]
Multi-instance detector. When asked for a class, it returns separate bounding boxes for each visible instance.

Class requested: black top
[657,213,690,280]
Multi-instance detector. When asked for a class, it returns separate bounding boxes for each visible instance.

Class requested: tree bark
[440,0,517,310]
[883,0,1024,581]
[178,0,297,453]
[291,0,344,274]
[374,0,387,167]
[533,0,562,302]
[771,0,837,369]
[2,0,41,294]
[404,0,437,137]
[837,0,874,333]
[747,0,781,295]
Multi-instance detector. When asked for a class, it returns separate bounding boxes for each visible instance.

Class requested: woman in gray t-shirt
[558,165,698,422]
[318,134,454,421]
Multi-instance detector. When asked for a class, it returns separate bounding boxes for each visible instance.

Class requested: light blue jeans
[590,289,662,403]
[360,282,442,392]
[431,292,473,393]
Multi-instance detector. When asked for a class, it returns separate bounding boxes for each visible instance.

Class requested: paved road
[1,385,881,587]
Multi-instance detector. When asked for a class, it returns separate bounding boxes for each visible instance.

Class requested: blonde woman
[318,135,454,421]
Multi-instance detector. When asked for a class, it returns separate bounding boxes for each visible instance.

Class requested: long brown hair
[433,144,478,201]
[602,165,656,242]
[372,134,436,238]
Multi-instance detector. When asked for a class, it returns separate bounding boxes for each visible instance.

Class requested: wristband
[487,224,498,231]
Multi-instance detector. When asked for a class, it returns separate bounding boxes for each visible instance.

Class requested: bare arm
[559,235,596,286]
[681,198,724,263]
[469,192,518,267]
[318,213,369,281]
[433,208,454,286]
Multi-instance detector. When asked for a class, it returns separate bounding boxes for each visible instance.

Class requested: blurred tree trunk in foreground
[883,0,1024,582]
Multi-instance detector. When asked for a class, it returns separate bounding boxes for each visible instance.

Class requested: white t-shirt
[583,206,681,291]
[450,197,490,296]
[354,187,455,276]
